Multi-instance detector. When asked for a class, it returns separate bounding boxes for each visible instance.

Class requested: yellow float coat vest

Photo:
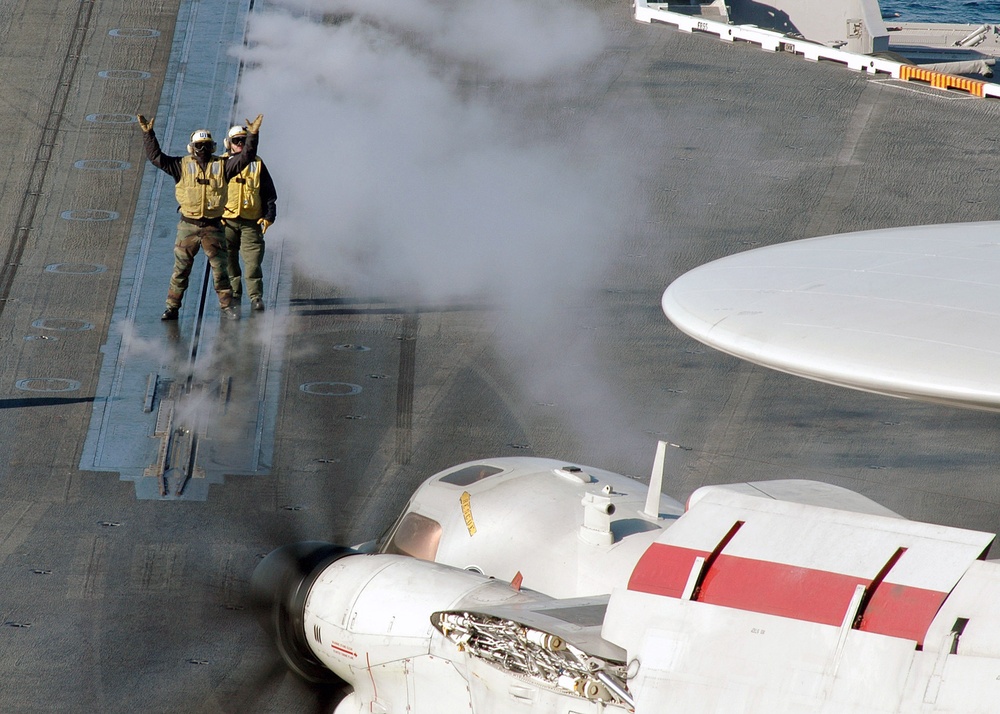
[222,158,262,220]
[176,156,227,219]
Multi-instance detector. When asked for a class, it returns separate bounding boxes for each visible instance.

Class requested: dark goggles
[230,136,246,145]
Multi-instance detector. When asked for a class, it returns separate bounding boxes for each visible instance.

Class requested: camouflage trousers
[166,220,234,309]
[223,217,265,301]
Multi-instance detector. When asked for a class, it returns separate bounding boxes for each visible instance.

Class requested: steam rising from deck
[236,0,659,465]
[238,0,633,302]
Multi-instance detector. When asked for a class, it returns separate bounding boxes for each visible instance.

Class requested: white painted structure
[604,486,999,712]
[662,222,1000,411]
[642,0,888,54]
[376,457,683,597]
[255,451,1000,713]
[634,1,1000,99]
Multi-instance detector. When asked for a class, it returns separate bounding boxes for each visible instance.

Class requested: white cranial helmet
[186,128,216,154]
[224,124,248,150]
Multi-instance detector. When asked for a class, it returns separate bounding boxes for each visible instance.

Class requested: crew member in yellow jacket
[137,113,263,321]
[221,124,278,312]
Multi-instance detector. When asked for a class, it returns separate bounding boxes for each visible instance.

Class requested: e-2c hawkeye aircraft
[254,221,1000,713]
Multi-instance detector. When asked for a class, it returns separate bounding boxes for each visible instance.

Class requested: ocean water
[878,0,1000,23]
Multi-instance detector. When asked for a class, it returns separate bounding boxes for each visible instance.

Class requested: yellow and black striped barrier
[899,65,986,98]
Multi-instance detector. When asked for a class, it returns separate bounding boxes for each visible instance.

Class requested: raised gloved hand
[257,218,272,235]
[246,114,263,134]
[137,114,154,132]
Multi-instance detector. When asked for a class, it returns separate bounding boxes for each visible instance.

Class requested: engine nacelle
[255,547,634,713]
[301,553,547,683]
[251,541,355,683]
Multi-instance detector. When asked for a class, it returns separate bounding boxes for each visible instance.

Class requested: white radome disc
[662,221,1000,411]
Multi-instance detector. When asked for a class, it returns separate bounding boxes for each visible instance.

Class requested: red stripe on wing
[628,543,946,644]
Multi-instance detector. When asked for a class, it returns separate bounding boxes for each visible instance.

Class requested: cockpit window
[380,512,442,561]
[439,464,503,487]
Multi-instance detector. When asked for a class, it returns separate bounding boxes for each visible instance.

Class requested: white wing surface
[662,221,1000,411]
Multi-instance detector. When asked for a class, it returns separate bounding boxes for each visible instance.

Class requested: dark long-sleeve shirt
[256,159,278,223]
[142,129,259,183]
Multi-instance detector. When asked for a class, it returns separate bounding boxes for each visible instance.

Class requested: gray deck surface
[1,0,999,711]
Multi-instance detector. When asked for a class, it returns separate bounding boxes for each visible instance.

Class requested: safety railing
[634,1,1000,100]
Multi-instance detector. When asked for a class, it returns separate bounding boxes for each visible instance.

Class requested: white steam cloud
[269,0,606,82]
[236,0,660,470]
[236,0,633,306]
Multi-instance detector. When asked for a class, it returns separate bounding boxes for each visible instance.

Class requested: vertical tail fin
[643,440,667,519]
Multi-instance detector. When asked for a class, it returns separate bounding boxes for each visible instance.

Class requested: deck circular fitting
[108,28,161,38]
[332,343,370,352]
[98,70,151,80]
[60,209,119,221]
[15,378,81,393]
[31,318,94,332]
[44,263,108,274]
[299,382,362,396]
[85,113,135,124]
[73,160,131,171]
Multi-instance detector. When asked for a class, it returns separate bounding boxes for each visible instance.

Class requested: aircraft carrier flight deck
[0,0,998,710]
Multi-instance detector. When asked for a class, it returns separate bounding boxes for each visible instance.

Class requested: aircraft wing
[662,221,1000,410]
[603,487,997,711]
